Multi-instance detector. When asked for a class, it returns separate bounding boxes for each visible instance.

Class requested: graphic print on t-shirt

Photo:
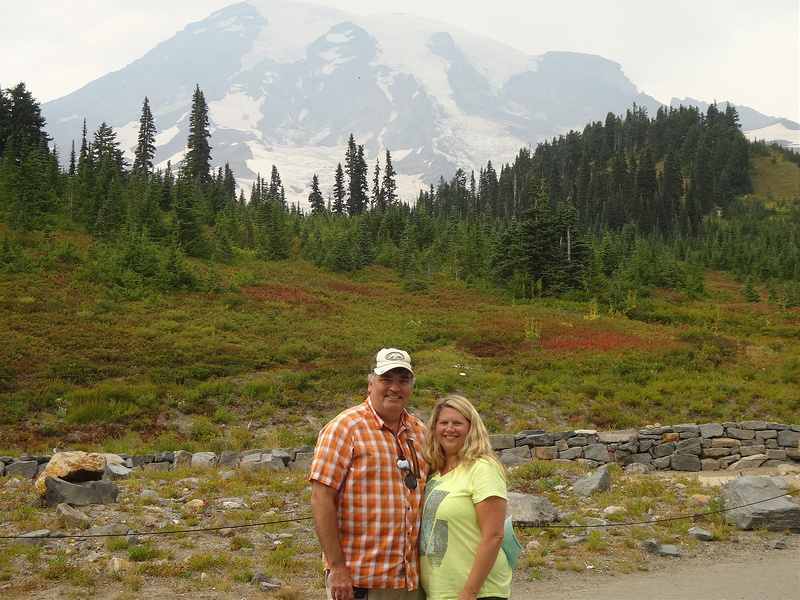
[420,479,449,568]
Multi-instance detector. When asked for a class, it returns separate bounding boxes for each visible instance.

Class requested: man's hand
[328,565,355,600]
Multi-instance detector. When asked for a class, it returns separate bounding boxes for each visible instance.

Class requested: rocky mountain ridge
[41,0,798,206]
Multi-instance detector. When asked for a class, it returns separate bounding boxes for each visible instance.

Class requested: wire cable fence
[0,488,796,540]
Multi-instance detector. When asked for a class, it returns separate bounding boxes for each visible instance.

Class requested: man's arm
[310,480,354,600]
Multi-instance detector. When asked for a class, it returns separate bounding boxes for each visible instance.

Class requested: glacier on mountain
[40,0,796,207]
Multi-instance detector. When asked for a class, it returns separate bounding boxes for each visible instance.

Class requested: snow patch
[209,91,264,136]
[745,122,800,149]
[155,125,181,147]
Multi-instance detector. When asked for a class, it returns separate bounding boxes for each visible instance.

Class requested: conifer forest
[1,82,798,309]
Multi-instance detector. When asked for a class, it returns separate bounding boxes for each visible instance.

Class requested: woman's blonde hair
[422,394,504,475]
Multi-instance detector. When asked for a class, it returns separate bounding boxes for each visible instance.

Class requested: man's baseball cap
[373,348,414,375]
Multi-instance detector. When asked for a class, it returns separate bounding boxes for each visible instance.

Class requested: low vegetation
[0,235,797,457]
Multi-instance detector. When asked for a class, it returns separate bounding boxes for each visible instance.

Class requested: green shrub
[50,241,83,263]
[189,418,222,442]
[0,361,16,392]
[44,358,101,385]
[42,552,95,586]
[128,541,163,562]
[212,407,237,424]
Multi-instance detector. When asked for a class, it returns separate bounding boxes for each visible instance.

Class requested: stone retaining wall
[494,421,800,472]
[1,421,798,478]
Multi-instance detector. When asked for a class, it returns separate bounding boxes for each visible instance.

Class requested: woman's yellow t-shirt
[419,459,511,599]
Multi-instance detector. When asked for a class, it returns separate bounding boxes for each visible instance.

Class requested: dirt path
[511,546,799,600]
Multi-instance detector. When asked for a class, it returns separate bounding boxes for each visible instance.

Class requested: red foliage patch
[244,284,310,303]
[648,289,685,303]
[244,284,333,318]
[327,282,374,296]
[536,331,652,352]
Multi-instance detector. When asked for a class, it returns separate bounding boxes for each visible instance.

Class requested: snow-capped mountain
[41,0,798,207]
[669,97,800,150]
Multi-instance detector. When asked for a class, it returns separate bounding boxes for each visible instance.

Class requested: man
[310,348,429,600]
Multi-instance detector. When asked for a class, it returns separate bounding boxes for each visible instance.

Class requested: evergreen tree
[79,118,89,161]
[382,149,397,207]
[659,149,683,235]
[132,97,157,181]
[92,122,125,173]
[344,134,368,215]
[268,164,286,206]
[184,84,212,186]
[68,140,76,177]
[308,173,325,214]
[171,178,211,258]
[94,175,126,240]
[372,157,383,212]
[0,83,49,156]
[0,88,9,154]
[222,163,236,200]
[332,162,346,214]
[633,145,657,234]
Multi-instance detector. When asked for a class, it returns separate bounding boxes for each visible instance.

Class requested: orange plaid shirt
[310,397,429,590]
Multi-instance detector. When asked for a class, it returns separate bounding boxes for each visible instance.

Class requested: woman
[419,395,512,600]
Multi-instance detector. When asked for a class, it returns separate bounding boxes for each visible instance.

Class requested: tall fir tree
[382,149,397,208]
[0,83,49,156]
[332,162,346,214]
[371,157,383,212]
[132,97,157,181]
[184,84,212,186]
[92,122,125,173]
[344,134,368,215]
[308,173,325,214]
[268,164,286,206]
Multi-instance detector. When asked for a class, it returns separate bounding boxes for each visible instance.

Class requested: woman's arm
[459,495,507,600]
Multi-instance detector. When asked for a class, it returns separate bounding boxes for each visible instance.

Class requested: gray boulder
[241,453,285,471]
[5,460,39,479]
[218,451,242,469]
[489,434,515,450]
[573,466,611,496]
[642,539,680,556]
[174,450,193,467]
[44,476,119,507]
[777,429,800,448]
[727,454,768,471]
[670,454,701,471]
[688,526,713,541]
[104,462,133,479]
[499,451,525,468]
[582,443,610,463]
[56,503,91,529]
[721,476,800,532]
[506,492,560,526]
[191,452,218,467]
[596,429,638,444]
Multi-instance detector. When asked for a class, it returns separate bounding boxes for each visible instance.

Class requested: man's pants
[324,571,425,599]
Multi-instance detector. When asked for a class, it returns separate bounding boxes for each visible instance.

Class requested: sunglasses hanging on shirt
[396,438,421,489]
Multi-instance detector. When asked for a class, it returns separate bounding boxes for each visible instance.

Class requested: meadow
[1,231,797,457]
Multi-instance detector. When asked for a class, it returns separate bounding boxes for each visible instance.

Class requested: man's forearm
[310,481,347,568]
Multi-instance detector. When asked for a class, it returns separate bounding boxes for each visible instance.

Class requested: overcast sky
[1,0,797,122]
